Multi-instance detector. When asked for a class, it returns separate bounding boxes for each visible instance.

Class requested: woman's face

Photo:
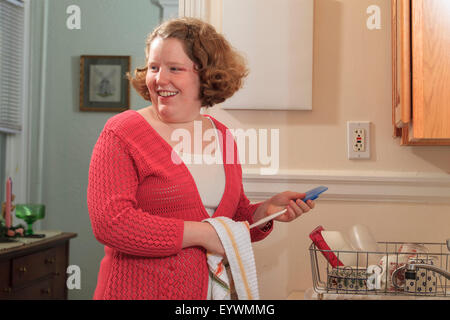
[146,37,202,123]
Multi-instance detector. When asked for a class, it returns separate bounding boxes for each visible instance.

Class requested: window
[0,134,5,199]
[0,0,24,133]
[0,0,25,200]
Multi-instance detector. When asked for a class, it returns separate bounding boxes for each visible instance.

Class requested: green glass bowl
[15,204,45,236]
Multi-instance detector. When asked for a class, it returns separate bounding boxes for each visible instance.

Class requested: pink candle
[5,177,11,229]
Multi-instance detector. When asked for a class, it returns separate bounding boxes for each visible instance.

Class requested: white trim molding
[178,0,207,20]
[178,0,222,30]
[243,169,450,204]
[157,0,179,21]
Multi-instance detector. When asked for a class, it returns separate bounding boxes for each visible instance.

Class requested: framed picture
[80,55,131,112]
[221,0,313,110]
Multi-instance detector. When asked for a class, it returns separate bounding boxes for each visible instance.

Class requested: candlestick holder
[15,204,46,238]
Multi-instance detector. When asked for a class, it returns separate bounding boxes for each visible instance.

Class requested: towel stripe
[216,218,253,299]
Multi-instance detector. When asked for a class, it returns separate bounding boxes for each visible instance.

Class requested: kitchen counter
[288,288,450,300]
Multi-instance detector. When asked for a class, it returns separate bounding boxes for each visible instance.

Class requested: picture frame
[79,55,131,112]
[221,0,313,110]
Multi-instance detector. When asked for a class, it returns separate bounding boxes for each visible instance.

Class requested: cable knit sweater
[87,110,273,300]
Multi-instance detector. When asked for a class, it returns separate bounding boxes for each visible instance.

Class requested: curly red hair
[127,17,249,107]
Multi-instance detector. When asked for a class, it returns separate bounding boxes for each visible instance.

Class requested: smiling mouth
[157,90,179,97]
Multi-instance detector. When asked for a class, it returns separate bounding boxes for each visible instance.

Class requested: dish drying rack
[309,241,450,298]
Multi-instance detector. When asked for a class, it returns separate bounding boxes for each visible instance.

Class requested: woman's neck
[149,106,204,128]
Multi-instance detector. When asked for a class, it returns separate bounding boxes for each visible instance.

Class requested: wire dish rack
[309,241,450,298]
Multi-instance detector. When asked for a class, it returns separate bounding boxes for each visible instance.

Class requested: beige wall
[206,0,450,299]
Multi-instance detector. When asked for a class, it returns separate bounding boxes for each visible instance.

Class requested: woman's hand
[201,223,226,256]
[253,191,315,224]
[182,221,225,256]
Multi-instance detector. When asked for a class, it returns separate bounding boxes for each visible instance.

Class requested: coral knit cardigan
[87,110,273,300]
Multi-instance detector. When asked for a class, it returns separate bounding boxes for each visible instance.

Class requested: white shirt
[174,117,225,216]
[173,117,226,299]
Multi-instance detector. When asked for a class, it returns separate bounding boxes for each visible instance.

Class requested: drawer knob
[19,266,27,273]
[45,257,56,264]
[3,287,12,294]
[41,288,51,295]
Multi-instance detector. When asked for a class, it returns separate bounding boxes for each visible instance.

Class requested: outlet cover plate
[347,121,370,160]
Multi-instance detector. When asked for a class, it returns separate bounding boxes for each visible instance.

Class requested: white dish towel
[203,216,259,300]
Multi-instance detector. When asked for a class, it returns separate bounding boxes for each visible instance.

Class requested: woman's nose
[156,68,169,85]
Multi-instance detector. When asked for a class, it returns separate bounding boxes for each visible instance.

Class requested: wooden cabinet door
[392,0,450,145]
[393,0,411,131]
[411,0,450,140]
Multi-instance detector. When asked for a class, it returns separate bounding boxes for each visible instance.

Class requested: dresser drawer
[10,278,54,300]
[12,247,57,288]
[0,232,76,299]
[0,260,11,295]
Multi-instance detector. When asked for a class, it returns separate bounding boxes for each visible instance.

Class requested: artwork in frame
[221,0,313,110]
[80,55,130,112]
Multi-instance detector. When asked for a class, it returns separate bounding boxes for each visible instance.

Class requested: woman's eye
[149,66,159,72]
[170,67,180,72]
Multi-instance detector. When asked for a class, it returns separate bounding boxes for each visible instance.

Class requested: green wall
[30,0,161,299]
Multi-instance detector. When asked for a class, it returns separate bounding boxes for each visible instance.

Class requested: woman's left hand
[254,191,315,223]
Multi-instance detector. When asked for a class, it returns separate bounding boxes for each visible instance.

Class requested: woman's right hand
[202,222,226,256]
[182,221,225,256]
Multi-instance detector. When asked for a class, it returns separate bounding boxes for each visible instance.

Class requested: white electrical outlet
[353,128,365,152]
[347,121,370,159]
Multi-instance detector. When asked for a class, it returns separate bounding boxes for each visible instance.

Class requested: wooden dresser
[0,232,77,300]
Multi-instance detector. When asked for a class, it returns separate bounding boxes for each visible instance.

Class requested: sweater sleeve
[233,181,273,242]
[87,128,184,257]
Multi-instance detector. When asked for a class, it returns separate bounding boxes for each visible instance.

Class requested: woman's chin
[156,105,179,121]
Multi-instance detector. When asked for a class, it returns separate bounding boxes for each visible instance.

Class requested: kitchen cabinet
[392,0,450,145]
[0,232,77,299]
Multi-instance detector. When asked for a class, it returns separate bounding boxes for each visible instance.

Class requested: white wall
[205,0,450,298]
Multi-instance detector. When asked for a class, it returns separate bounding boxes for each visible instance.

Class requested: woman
[87,17,315,300]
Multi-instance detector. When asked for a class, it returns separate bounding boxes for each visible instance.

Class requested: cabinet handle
[41,288,51,295]
[45,257,56,264]
[19,266,27,273]
[3,287,12,294]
